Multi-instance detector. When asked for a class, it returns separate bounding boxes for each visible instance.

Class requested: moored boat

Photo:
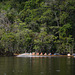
[72,53,75,57]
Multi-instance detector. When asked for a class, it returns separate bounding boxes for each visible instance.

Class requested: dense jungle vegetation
[0,0,75,56]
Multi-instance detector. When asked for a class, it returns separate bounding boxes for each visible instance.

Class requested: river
[0,56,75,75]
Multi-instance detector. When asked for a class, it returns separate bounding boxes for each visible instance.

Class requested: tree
[1,33,16,53]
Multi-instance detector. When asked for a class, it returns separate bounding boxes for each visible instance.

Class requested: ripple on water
[4,73,6,75]
[56,70,60,72]
[40,72,44,74]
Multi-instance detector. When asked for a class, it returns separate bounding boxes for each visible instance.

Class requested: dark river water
[0,56,75,75]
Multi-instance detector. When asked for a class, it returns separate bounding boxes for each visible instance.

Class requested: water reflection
[0,57,75,75]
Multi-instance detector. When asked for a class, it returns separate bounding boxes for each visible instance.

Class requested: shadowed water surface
[0,56,75,75]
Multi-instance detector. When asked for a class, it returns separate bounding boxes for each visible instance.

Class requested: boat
[16,53,50,57]
[16,53,73,58]
[72,53,75,57]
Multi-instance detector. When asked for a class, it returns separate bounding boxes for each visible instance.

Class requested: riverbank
[0,52,74,57]
[16,53,74,58]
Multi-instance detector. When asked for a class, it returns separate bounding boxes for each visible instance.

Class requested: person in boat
[48,53,52,55]
[40,52,43,55]
[44,53,47,55]
[32,52,35,55]
[67,52,70,56]
[36,52,39,55]
[30,52,32,55]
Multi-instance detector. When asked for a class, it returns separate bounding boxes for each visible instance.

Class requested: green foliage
[0,0,75,55]
[1,33,16,52]
[59,23,72,37]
